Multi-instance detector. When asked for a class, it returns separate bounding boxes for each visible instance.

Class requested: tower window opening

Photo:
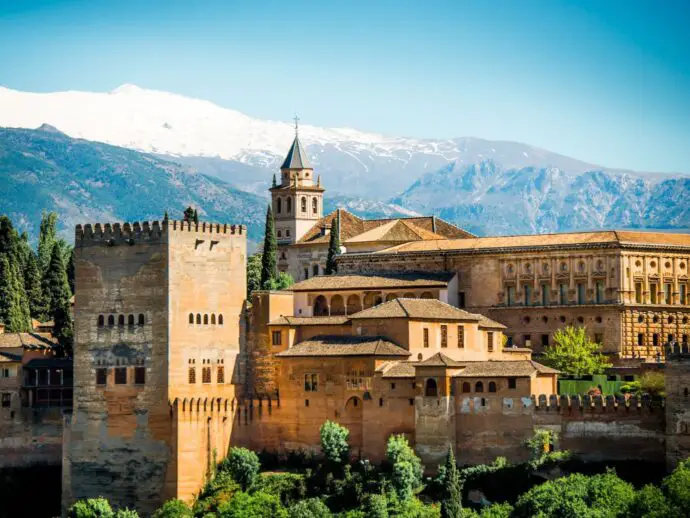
[204,314,209,325]
[189,313,194,324]
[128,314,134,327]
[118,315,125,327]
[196,314,201,325]
[138,314,145,326]
[218,314,224,325]
[108,315,114,327]
[301,197,307,212]
[211,314,216,325]
[97,315,104,328]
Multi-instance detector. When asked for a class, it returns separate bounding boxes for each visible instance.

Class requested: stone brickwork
[665,354,690,469]
[0,407,63,468]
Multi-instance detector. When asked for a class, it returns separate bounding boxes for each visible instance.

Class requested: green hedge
[558,374,631,395]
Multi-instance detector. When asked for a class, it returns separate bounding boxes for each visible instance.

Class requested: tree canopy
[542,326,612,377]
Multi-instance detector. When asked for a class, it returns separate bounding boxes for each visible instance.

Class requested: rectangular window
[541,284,549,306]
[506,335,514,347]
[457,326,464,348]
[487,332,494,352]
[524,334,532,347]
[594,333,603,344]
[458,292,466,308]
[524,285,531,306]
[508,378,517,390]
[596,282,605,304]
[305,374,318,392]
[650,284,658,304]
[635,282,643,303]
[423,328,429,348]
[653,333,659,346]
[506,286,515,306]
[272,331,282,346]
[559,284,568,305]
[390,383,396,390]
[441,325,448,348]
[217,366,225,384]
[681,284,687,305]
[638,333,644,346]
[96,368,107,386]
[134,367,146,385]
[684,335,689,345]
[188,367,196,384]
[114,368,127,385]
[541,334,549,347]
[304,268,309,280]
[1,393,9,408]
[665,283,672,305]
[202,367,212,384]
[577,283,586,304]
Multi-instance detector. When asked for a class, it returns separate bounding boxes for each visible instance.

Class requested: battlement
[531,394,665,413]
[75,220,246,245]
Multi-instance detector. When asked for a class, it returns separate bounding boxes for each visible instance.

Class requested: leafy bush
[542,326,611,376]
[252,472,308,506]
[639,371,665,396]
[68,498,114,518]
[287,497,332,518]
[320,421,350,464]
[194,471,241,515]
[628,484,676,518]
[152,499,193,518]
[216,490,287,518]
[363,493,388,518]
[663,459,690,510]
[114,509,139,518]
[219,447,261,490]
[478,503,513,518]
[387,435,424,502]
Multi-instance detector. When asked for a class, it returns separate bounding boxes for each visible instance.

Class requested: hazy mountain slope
[391,160,690,235]
[0,126,265,242]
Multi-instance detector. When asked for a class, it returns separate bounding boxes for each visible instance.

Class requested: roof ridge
[397,298,411,318]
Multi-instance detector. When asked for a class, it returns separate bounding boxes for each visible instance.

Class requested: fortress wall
[0,407,63,468]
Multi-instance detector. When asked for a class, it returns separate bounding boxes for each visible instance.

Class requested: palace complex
[1,132,690,515]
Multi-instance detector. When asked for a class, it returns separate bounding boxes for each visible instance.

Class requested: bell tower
[270,117,324,247]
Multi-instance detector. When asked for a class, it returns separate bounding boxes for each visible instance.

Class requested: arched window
[204,314,209,325]
[286,197,292,213]
[420,291,434,299]
[128,314,134,326]
[475,381,484,393]
[196,314,201,325]
[108,315,114,327]
[489,381,497,393]
[330,295,345,316]
[138,314,145,326]
[189,313,194,324]
[312,197,318,214]
[313,295,329,317]
[97,315,104,328]
[277,198,282,214]
[425,378,438,397]
[277,230,282,238]
[118,315,125,327]
[301,197,307,212]
[211,314,216,325]
[218,314,224,325]
[462,382,471,393]
[346,294,362,315]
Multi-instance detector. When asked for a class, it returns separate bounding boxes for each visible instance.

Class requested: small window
[272,331,282,346]
[189,313,194,324]
[138,314,145,326]
[488,381,497,393]
[390,383,396,390]
[217,366,225,384]
[128,314,134,326]
[277,198,282,214]
[312,197,318,214]
[202,366,212,384]
[481,398,486,407]
[423,328,429,348]
[204,314,209,325]
[96,368,107,386]
[379,398,384,407]
[1,393,10,408]
[508,378,517,389]
[134,367,146,385]
[624,375,635,382]
[638,333,644,346]
[211,314,216,325]
[114,368,127,385]
[487,332,494,352]
[305,373,318,392]
[458,292,466,308]
[218,314,224,325]
[457,326,464,348]
[313,264,319,277]
[441,325,448,348]
[409,398,414,406]
[118,315,125,327]
[301,196,307,212]
[277,230,282,238]
[97,315,104,328]
[108,315,114,327]
[653,333,659,346]
[541,334,549,347]
[196,314,201,325]
[304,399,310,407]
[188,367,196,384]
[462,382,471,393]
[475,381,484,393]
[304,268,309,280]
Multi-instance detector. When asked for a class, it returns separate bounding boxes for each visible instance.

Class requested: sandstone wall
[0,407,63,468]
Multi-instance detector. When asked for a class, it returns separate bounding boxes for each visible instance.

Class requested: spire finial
[293,115,300,136]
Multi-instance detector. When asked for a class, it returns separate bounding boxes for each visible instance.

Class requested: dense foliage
[325,213,340,275]
[219,447,261,490]
[260,205,277,288]
[320,420,351,465]
[542,326,612,376]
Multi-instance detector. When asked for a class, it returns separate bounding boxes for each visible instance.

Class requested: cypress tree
[66,247,75,295]
[25,250,47,320]
[440,446,462,518]
[325,211,340,275]
[183,206,194,222]
[272,173,277,188]
[37,211,58,275]
[0,216,31,331]
[0,255,31,332]
[43,243,73,355]
[260,205,277,288]
[193,209,199,224]
[163,210,169,221]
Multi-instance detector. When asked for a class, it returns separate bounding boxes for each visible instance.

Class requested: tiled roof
[350,298,505,328]
[281,136,312,169]
[379,361,416,378]
[268,316,350,326]
[289,272,455,292]
[295,209,473,246]
[0,349,22,362]
[0,333,58,349]
[275,335,410,358]
[375,230,690,255]
[453,360,559,377]
[416,352,464,367]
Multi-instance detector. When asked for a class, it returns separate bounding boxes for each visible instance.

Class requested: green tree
[217,490,287,518]
[67,497,114,518]
[0,255,31,332]
[193,209,199,224]
[263,272,295,291]
[66,246,75,295]
[287,497,332,518]
[324,214,340,275]
[319,420,350,464]
[37,211,58,275]
[440,447,462,518]
[24,250,47,320]
[219,447,261,490]
[260,205,277,289]
[43,243,73,354]
[478,503,513,518]
[542,326,612,377]
[152,499,193,518]
[183,206,195,222]
[247,252,262,298]
[363,493,388,518]
[386,434,423,501]
[663,459,690,510]
[628,484,676,518]
[114,509,139,518]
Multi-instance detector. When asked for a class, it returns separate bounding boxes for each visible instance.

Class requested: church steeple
[280,135,312,170]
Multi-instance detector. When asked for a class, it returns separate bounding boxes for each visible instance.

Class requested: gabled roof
[275,335,410,358]
[378,361,416,378]
[346,219,447,244]
[0,333,58,349]
[281,136,312,169]
[268,316,350,326]
[289,272,455,292]
[453,360,559,377]
[416,352,464,367]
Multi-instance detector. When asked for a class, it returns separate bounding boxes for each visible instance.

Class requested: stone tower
[62,220,246,515]
[666,345,690,469]
[270,121,324,247]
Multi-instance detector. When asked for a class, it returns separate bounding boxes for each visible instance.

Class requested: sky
[0,0,689,173]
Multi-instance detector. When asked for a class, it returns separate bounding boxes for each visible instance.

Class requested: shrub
[219,447,261,490]
[320,420,350,464]
[542,326,611,376]
[663,459,690,510]
[478,503,513,518]
[216,490,287,518]
[363,493,388,518]
[68,498,114,518]
[387,435,424,502]
[114,509,139,518]
[287,497,332,518]
[152,499,193,518]
[194,471,241,515]
[639,371,665,396]
[251,473,307,506]
[628,484,676,518]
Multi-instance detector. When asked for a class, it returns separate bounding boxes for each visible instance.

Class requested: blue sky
[0,0,689,172]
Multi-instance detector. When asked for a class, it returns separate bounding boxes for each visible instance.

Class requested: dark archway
[425,378,438,397]
[313,295,329,316]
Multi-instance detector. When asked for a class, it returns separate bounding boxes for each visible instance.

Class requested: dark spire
[281,116,311,169]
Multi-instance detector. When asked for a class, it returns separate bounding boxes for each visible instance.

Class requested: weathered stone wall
[0,407,63,468]
[665,357,690,469]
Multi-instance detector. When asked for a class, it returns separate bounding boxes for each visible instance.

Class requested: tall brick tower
[62,219,246,515]
[270,119,324,248]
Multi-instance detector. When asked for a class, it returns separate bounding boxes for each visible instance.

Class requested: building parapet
[75,220,246,245]
[531,394,664,413]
